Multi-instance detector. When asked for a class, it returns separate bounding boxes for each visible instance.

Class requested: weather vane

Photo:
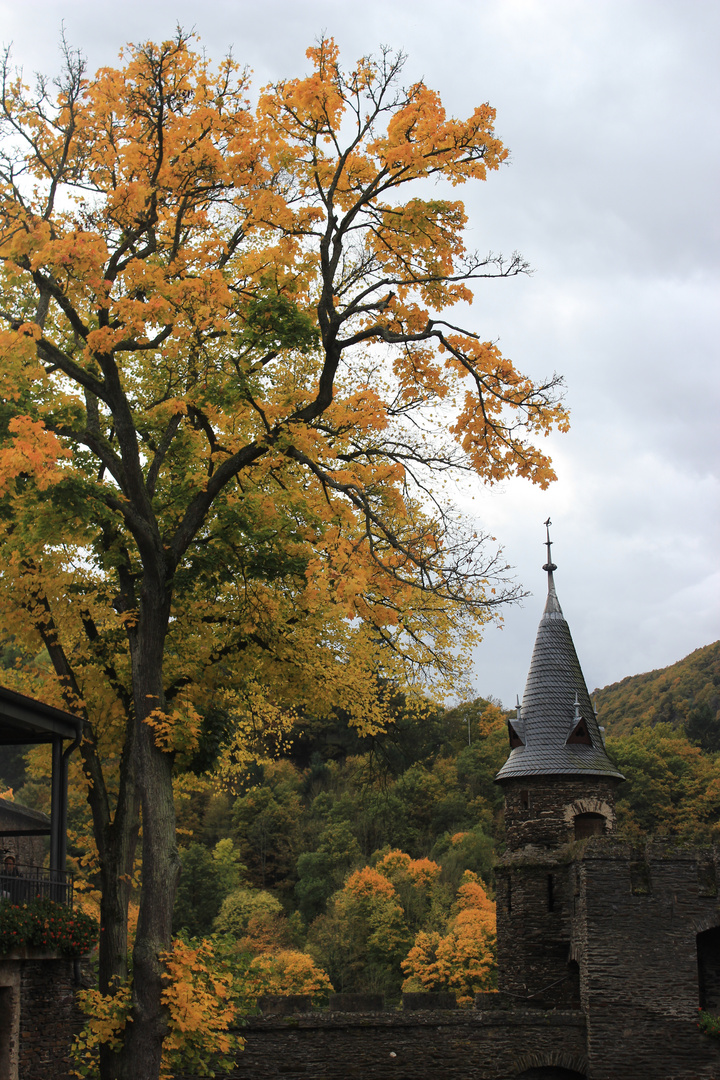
[543,517,557,573]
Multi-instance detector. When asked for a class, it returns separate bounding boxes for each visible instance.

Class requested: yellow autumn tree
[401,872,496,1003]
[0,31,566,1079]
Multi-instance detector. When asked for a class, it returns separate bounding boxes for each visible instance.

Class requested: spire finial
[542,517,557,574]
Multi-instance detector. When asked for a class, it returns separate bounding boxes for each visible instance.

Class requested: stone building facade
[0,800,49,869]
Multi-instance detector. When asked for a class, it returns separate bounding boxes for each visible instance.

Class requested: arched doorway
[697,926,720,1010]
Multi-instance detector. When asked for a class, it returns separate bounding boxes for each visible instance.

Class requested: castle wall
[574,840,720,1080]
[501,777,619,850]
[177,1008,588,1080]
[495,853,579,1008]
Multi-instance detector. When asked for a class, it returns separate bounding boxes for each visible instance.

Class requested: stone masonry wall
[501,777,620,851]
[181,1008,588,1080]
[495,853,580,1008]
[0,802,47,868]
[18,958,83,1080]
[575,840,720,1080]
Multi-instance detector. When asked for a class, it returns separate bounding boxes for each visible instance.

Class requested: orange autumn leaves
[308,849,496,1002]
[401,874,497,1004]
[0,33,553,1077]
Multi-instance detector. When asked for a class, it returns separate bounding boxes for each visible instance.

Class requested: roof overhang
[0,686,82,745]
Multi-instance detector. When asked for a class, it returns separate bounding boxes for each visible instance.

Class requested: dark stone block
[402,992,457,1010]
[328,993,384,1012]
[257,994,312,1015]
[474,991,511,1011]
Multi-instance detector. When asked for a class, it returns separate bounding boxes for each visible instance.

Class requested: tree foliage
[0,31,567,1077]
[401,872,496,1003]
[608,724,720,844]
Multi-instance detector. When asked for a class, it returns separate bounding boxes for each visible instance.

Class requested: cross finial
[542,518,557,573]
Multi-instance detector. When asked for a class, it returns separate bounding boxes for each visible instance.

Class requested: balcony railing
[0,864,74,907]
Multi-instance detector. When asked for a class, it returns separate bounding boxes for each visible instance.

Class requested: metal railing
[0,864,74,907]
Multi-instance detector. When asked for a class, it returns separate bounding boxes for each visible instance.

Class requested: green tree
[609,724,720,843]
[295,821,362,923]
[172,839,244,937]
[307,864,412,996]
[213,886,284,937]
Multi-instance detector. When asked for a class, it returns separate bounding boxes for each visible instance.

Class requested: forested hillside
[593,640,720,748]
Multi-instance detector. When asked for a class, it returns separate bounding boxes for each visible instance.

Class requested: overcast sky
[1,0,718,716]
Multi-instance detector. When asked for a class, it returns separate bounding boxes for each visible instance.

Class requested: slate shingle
[495,570,625,782]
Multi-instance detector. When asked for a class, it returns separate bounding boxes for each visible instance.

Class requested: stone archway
[514,1070,586,1080]
[563,796,614,836]
[508,1051,588,1079]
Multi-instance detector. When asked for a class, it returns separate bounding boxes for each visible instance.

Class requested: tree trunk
[116,587,180,1080]
[97,814,140,1080]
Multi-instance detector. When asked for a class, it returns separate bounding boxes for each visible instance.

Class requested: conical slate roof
[495,544,625,782]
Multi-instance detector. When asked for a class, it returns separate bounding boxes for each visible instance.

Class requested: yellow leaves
[405,856,442,888]
[144,704,201,755]
[72,939,242,1079]
[375,849,441,890]
[344,865,398,902]
[245,950,333,1005]
[0,416,72,496]
[213,680,298,794]
[454,873,496,920]
[72,979,133,1077]
[384,84,447,159]
[162,938,233,1025]
[262,37,344,140]
[16,322,42,341]
[372,86,507,185]
[85,326,126,356]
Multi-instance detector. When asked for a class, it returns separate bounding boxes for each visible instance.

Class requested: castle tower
[493,523,625,1008]
[496,523,624,850]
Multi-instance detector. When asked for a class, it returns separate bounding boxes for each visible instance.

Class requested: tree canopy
[0,31,566,1079]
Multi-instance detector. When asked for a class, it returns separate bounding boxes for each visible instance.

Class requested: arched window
[574,812,605,840]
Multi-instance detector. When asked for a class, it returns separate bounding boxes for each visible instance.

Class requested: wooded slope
[593,640,720,748]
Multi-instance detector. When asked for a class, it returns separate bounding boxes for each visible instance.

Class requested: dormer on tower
[495,522,624,850]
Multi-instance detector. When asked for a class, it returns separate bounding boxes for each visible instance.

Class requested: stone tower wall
[495,853,580,1009]
[501,776,620,851]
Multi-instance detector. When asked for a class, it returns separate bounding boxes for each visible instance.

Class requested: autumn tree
[0,32,566,1079]
[401,871,496,1002]
[307,863,413,994]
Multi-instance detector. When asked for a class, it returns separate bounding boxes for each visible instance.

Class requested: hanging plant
[0,899,97,956]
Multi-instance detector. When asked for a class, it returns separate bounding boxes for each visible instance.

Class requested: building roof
[495,537,625,783]
[0,796,50,827]
[0,685,82,746]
